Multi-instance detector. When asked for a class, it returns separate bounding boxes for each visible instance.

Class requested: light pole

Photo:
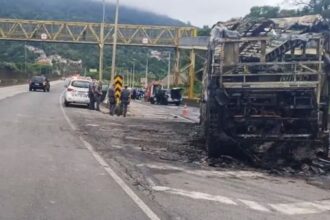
[125,68,128,86]
[102,0,106,23]
[110,0,120,85]
[167,52,171,89]
[132,61,135,88]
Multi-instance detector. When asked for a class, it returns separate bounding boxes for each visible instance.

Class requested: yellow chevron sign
[114,75,123,102]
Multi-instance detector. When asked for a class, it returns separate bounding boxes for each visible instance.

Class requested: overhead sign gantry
[0,18,200,98]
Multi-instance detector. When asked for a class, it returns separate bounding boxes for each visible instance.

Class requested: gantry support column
[174,48,180,86]
[188,49,196,99]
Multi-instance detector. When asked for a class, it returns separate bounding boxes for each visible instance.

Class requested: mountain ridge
[0,0,186,26]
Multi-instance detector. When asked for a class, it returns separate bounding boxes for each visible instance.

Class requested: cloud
[105,0,286,27]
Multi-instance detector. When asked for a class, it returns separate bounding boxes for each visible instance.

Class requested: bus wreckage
[200,15,330,168]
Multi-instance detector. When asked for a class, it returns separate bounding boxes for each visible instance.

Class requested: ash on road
[66,100,330,220]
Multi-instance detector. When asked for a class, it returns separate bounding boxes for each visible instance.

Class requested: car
[154,88,183,106]
[29,76,50,92]
[166,88,183,106]
[64,78,91,107]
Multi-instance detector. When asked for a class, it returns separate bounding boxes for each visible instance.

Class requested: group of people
[108,85,131,117]
[88,79,131,117]
[88,80,103,111]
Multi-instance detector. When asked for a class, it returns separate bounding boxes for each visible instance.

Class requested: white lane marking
[153,185,330,215]
[146,178,157,187]
[112,145,124,149]
[315,200,330,210]
[270,200,330,215]
[86,124,100,127]
[59,92,76,131]
[152,186,237,205]
[137,163,265,179]
[60,93,161,220]
[239,199,271,212]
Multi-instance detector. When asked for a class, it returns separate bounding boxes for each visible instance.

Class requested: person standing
[108,85,116,116]
[120,86,131,117]
[88,80,96,110]
[132,89,137,100]
[95,80,103,111]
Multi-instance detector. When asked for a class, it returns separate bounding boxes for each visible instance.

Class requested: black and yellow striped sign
[114,75,123,103]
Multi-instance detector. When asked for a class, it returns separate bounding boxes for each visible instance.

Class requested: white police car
[64,78,91,107]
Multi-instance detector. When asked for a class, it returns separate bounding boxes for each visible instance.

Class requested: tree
[278,9,298,17]
[289,0,330,18]
[246,6,280,19]
[198,25,211,36]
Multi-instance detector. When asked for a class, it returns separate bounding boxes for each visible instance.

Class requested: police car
[64,77,92,107]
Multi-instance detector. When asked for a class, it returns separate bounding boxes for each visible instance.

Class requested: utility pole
[110,0,120,85]
[145,57,149,88]
[128,68,133,87]
[133,61,135,88]
[99,0,105,81]
[167,52,171,89]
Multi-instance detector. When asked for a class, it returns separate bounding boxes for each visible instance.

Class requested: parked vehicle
[64,78,91,107]
[29,76,50,92]
[167,88,183,106]
[154,88,183,106]
[145,82,162,104]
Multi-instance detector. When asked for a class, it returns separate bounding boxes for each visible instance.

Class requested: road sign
[114,75,123,103]
[41,33,48,40]
[142,38,148,44]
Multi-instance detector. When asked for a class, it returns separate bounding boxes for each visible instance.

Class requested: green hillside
[0,0,185,25]
[0,0,188,81]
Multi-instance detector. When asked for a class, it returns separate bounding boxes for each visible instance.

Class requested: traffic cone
[182,104,189,117]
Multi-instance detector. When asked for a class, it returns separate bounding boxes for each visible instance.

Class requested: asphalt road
[1,82,330,220]
[0,82,158,220]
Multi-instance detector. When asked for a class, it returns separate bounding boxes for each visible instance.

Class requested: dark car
[29,76,50,92]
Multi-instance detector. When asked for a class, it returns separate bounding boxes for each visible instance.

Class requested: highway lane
[0,80,62,100]
[0,82,157,220]
[2,82,330,220]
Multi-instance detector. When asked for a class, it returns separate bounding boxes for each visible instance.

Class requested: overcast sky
[106,0,292,27]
